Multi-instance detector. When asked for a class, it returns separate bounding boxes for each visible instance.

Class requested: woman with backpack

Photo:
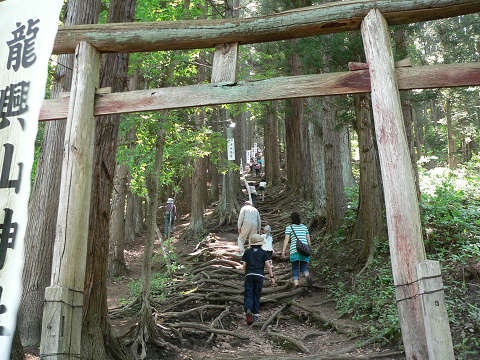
[281,212,312,289]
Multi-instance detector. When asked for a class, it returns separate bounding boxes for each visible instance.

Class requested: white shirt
[259,181,266,188]
[262,233,273,251]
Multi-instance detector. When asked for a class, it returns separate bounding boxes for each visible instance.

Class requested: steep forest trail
[105,179,405,360]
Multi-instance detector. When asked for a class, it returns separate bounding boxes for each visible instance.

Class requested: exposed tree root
[267,327,311,353]
[289,301,362,334]
[261,303,289,331]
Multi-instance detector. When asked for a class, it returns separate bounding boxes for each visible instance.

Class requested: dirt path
[107,186,404,359]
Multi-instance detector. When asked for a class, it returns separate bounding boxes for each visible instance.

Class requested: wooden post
[40,41,100,359]
[416,261,455,359]
[361,9,453,359]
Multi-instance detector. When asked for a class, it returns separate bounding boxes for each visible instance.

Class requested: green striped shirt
[285,224,310,262]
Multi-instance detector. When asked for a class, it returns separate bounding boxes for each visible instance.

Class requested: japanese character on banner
[0,81,30,130]
[0,286,6,336]
[0,208,18,272]
[6,19,40,72]
[0,144,23,193]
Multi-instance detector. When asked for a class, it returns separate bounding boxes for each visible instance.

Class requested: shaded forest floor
[105,177,405,360]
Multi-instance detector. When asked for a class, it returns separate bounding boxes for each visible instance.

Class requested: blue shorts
[291,260,309,280]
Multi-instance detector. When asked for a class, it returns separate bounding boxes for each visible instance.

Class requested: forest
[5,0,480,359]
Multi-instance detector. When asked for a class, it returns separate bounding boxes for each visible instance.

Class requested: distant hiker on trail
[164,197,176,238]
[237,200,261,256]
[255,162,261,177]
[249,185,257,206]
[261,224,273,258]
[242,234,275,325]
[258,178,266,202]
[281,212,312,289]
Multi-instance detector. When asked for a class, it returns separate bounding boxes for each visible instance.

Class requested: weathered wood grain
[52,0,480,54]
[39,62,480,121]
[416,261,455,360]
[40,42,100,358]
[361,9,431,359]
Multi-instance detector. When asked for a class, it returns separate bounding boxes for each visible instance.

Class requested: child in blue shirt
[241,234,275,324]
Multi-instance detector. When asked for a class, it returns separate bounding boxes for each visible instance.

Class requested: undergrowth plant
[312,160,480,357]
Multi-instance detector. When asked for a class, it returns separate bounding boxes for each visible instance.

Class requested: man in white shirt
[237,200,261,256]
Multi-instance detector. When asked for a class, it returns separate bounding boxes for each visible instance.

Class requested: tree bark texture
[19,0,102,347]
[109,157,128,277]
[445,94,458,170]
[189,49,208,235]
[323,95,345,233]
[352,94,386,261]
[131,130,165,358]
[394,28,421,201]
[81,0,136,359]
[285,43,305,192]
[306,98,326,216]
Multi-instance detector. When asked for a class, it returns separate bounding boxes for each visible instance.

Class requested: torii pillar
[40,41,100,359]
[361,9,454,359]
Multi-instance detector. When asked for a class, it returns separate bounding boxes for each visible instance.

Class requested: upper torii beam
[52,0,480,54]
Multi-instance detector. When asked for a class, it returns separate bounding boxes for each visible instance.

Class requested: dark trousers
[244,275,264,314]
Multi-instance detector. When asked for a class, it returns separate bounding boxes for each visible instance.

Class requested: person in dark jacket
[164,197,176,238]
[242,234,275,324]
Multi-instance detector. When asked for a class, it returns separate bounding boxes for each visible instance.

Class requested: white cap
[167,198,173,204]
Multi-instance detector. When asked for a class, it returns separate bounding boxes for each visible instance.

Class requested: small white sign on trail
[227,137,235,161]
[0,1,63,358]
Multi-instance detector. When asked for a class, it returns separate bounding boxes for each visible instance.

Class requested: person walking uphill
[164,197,176,238]
[237,200,261,256]
[281,212,312,289]
[242,234,275,325]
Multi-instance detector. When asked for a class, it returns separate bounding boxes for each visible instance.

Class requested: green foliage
[312,165,480,355]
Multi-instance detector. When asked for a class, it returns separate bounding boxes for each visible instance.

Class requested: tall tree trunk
[130,130,166,359]
[445,94,458,170]
[188,49,208,235]
[264,104,273,183]
[413,106,423,161]
[285,45,304,192]
[306,98,326,216]
[214,0,241,225]
[352,94,387,263]
[323,95,346,233]
[81,1,136,358]
[270,102,281,186]
[18,0,102,347]
[395,28,421,201]
[109,157,128,277]
[340,123,354,190]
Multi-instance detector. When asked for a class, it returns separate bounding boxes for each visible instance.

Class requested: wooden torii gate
[38,0,480,359]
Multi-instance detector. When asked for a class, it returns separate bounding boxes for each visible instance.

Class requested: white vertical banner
[253,142,258,155]
[227,137,235,161]
[246,150,251,163]
[0,1,63,357]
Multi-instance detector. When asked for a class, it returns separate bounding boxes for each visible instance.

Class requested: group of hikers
[162,173,313,326]
[237,199,312,325]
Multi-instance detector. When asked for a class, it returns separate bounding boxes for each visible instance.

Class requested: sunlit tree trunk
[395,28,421,201]
[285,46,305,192]
[306,98,326,215]
[109,157,128,277]
[445,94,458,170]
[81,1,136,358]
[18,0,102,347]
[352,94,387,263]
[130,129,166,358]
[323,95,345,233]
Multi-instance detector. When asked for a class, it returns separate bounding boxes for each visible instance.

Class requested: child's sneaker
[253,314,259,323]
[246,309,253,325]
